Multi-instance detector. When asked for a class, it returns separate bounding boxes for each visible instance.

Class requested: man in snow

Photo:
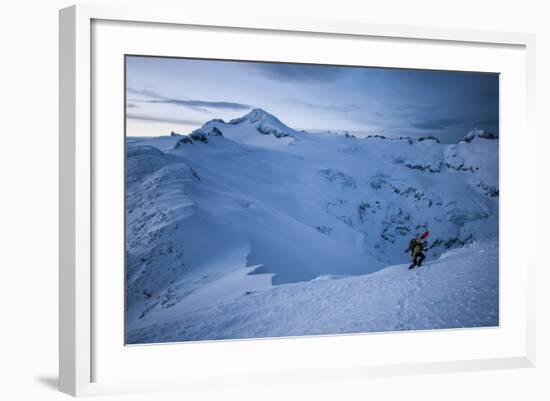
[405,236,426,269]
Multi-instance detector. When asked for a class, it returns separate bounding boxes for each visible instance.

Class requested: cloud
[411,118,465,131]
[126,103,138,108]
[472,118,499,128]
[126,87,252,113]
[126,87,163,99]
[285,98,360,113]
[143,99,252,111]
[255,63,345,82]
[126,113,204,126]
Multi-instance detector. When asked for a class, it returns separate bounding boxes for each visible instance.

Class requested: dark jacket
[406,239,426,257]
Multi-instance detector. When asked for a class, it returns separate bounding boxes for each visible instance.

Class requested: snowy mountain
[461,128,499,143]
[125,108,499,342]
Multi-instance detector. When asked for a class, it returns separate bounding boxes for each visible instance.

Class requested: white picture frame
[59,4,536,397]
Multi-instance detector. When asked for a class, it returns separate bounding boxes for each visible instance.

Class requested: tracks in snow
[394,265,427,330]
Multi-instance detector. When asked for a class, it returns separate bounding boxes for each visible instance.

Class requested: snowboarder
[405,231,428,269]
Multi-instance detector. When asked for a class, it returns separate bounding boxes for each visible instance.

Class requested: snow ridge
[127,239,498,343]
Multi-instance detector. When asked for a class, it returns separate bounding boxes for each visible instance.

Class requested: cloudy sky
[125,56,499,143]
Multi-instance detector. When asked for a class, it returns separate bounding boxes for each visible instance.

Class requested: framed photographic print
[124,55,501,344]
[59,4,536,397]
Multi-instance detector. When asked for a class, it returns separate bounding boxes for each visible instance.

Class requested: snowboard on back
[408,230,429,270]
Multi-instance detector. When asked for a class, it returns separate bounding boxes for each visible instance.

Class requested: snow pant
[412,252,425,267]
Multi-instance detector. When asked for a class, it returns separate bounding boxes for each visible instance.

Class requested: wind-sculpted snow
[127,239,498,343]
[125,109,498,342]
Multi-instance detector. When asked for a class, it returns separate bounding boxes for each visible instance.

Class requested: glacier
[125,108,499,343]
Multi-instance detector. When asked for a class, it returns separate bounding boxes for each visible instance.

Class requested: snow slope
[125,108,499,342]
[127,239,498,343]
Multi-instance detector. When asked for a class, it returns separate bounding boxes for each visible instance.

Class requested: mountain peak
[249,107,270,116]
[229,108,283,126]
[461,129,499,143]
